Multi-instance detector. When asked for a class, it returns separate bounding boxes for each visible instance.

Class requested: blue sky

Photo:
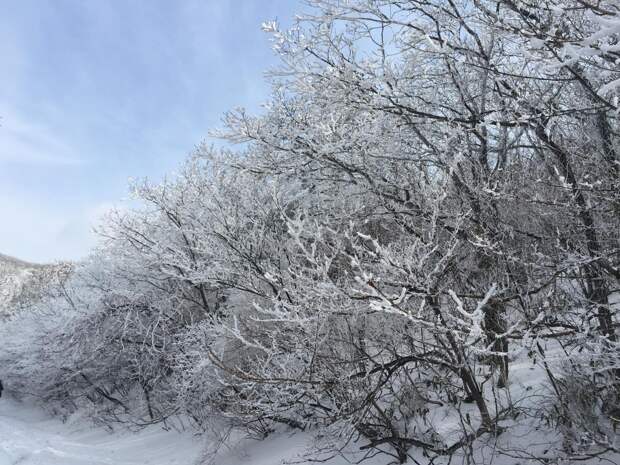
[0,0,301,263]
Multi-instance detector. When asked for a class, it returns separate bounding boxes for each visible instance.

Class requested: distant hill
[0,253,73,317]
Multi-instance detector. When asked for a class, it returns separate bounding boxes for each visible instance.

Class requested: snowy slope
[0,254,70,317]
[0,254,33,316]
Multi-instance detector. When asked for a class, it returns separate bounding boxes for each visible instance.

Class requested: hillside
[0,253,72,317]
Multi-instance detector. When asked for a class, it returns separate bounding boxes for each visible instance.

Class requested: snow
[0,253,66,318]
[0,396,391,465]
[0,397,202,465]
[0,264,31,317]
[0,397,364,465]
[1,346,618,465]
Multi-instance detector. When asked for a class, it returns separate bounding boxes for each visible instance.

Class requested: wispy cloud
[0,0,303,262]
[0,108,86,166]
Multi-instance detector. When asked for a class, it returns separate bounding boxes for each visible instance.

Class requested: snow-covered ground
[0,396,203,465]
[1,346,617,465]
[0,397,360,465]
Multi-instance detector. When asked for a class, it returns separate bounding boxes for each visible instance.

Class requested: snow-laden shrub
[548,336,620,454]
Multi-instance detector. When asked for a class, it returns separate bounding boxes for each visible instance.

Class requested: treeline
[1,1,619,463]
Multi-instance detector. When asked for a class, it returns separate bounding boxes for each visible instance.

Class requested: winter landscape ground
[2,1,620,464]
[1,341,617,465]
[0,394,342,465]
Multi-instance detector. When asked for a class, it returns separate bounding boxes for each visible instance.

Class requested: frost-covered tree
[0,2,618,464]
